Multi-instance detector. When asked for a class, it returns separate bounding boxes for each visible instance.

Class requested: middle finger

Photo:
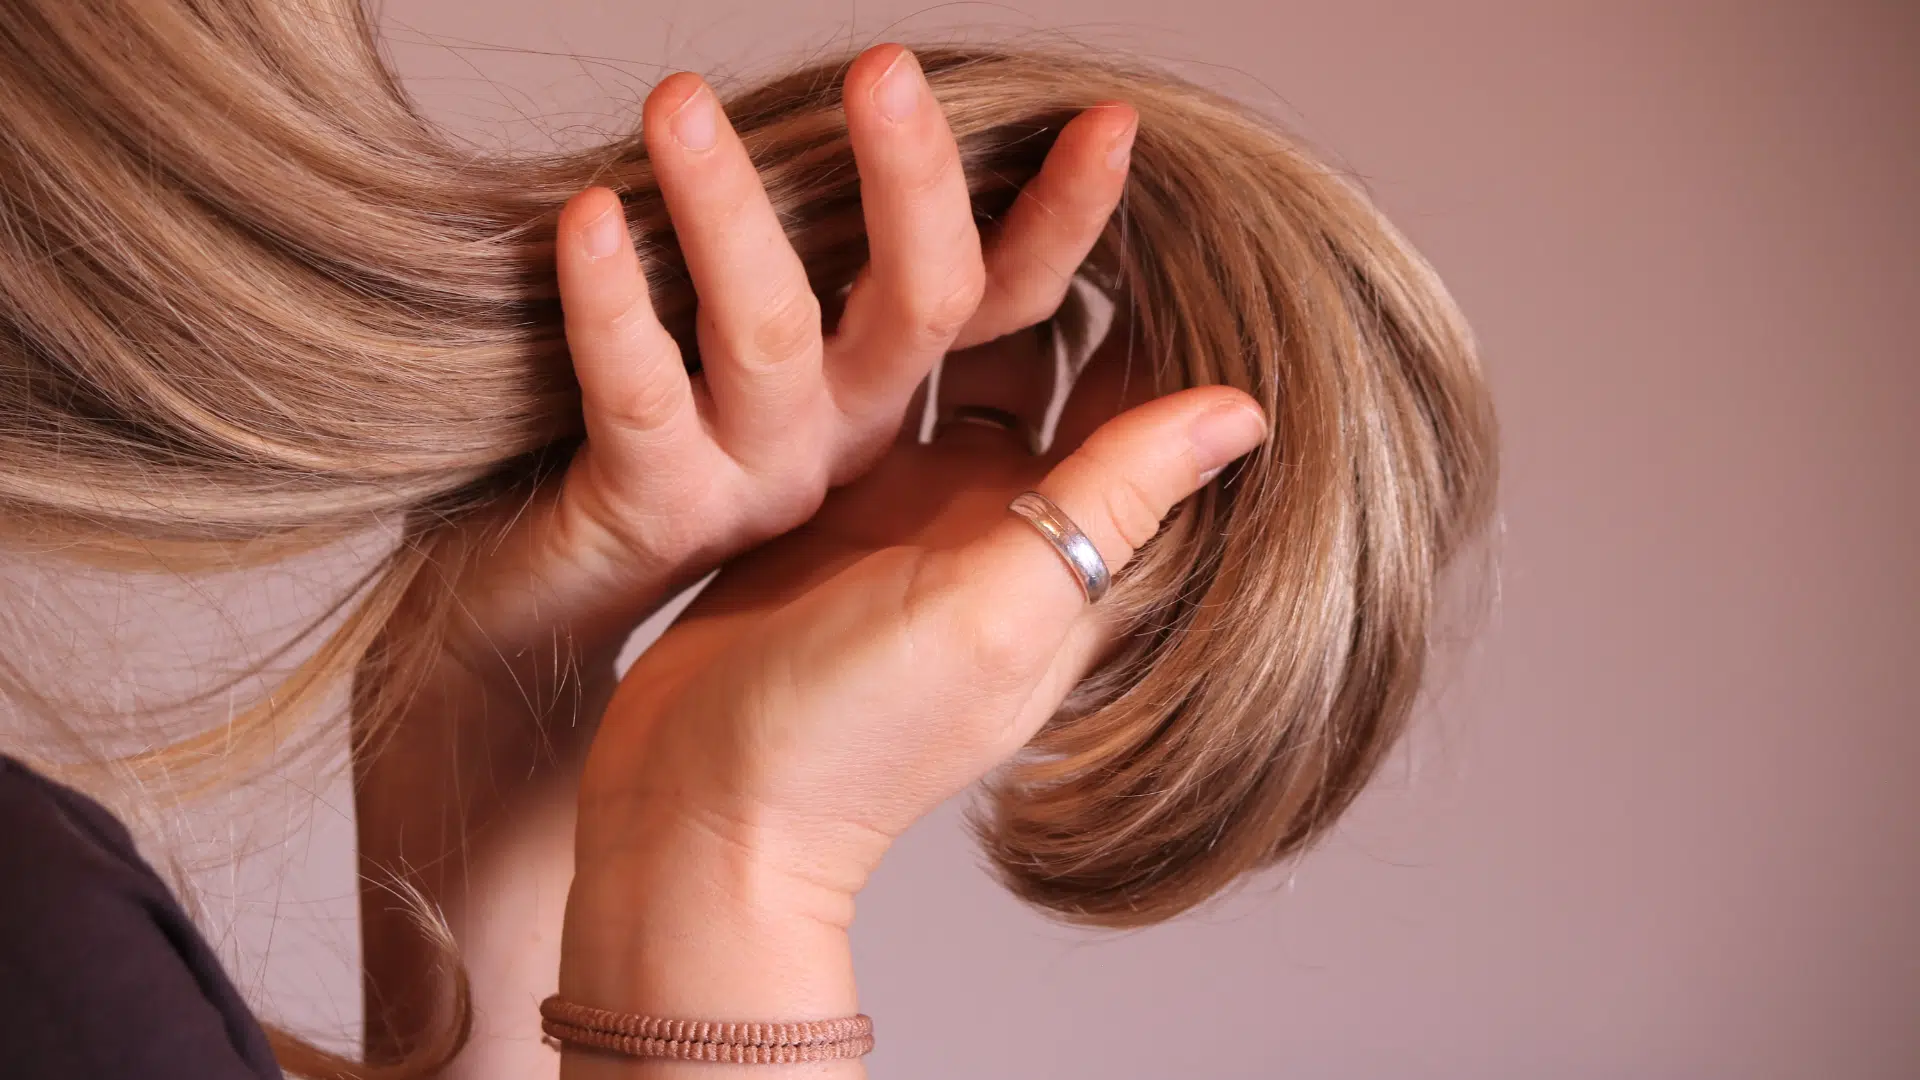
[645,72,827,468]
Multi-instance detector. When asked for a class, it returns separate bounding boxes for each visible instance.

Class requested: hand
[357,45,1137,1071]
[443,44,1140,672]
[558,383,1268,1037]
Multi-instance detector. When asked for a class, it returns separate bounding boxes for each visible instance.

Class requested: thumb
[933,385,1268,649]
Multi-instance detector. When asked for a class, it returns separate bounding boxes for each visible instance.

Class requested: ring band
[935,404,1044,457]
[1007,491,1111,604]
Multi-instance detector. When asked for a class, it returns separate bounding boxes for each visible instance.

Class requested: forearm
[352,484,723,1072]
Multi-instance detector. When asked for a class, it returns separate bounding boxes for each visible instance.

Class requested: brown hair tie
[539,995,875,1064]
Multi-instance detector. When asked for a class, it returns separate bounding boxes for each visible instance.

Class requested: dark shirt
[0,756,281,1078]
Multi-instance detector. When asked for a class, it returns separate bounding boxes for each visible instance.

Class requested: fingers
[936,387,1269,648]
[950,103,1137,351]
[644,72,828,466]
[829,45,986,414]
[557,185,708,477]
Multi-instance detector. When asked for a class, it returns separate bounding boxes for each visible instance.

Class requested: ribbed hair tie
[540,995,875,1064]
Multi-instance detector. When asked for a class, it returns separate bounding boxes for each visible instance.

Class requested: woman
[0,0,1496,1075]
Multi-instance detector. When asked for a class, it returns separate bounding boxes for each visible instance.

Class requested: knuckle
[1093,464,1168,555]
[1072,188,1122,235]
[981,245,1100,335]
[597,369,685,433]
[899,145,958,200]
[907,259,986,346]
[964,604,1033,678]
[602,285,660,341]
[1022,187,1111,249]
[986,281,1065,336]
[747,285,822,362]
[903,555,1028,677]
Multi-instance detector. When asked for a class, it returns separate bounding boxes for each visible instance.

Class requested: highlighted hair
[0,0,1498,1073]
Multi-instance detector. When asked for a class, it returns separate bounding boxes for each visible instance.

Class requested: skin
[353,44,1265,1077]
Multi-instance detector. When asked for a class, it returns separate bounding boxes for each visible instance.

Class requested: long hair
[0,0,1498,1074]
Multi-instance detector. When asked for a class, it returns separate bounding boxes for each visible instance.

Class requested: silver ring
[1007,491,1111,604]
[934,404,1044,457]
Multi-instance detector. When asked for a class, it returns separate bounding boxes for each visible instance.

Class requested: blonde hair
[0,0,1497,1074]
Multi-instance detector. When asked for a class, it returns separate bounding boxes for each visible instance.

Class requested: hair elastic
[539,995,874,1064]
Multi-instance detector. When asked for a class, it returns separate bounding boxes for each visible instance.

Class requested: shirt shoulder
[0,757,282,1080]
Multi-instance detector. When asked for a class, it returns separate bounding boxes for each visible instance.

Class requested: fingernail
[670,84,718,151]
[1190,402,1268,475]
[582,205,625,260]
[873,48,923,122]
[1106,117,1138,171]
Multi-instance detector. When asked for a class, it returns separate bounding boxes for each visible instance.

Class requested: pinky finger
[950,103,1136,351]
[557,186,708,475]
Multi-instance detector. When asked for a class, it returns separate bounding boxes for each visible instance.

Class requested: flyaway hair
[0,0,1498,1074]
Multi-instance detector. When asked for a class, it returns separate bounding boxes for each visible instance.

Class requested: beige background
[132,2,1920,1077]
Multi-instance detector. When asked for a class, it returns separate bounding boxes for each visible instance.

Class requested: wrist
[571,796,863,935]
[578,771,895,903]
[560,816,860,1031]
[427,485,694,704]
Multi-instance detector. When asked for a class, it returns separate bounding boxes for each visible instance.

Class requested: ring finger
[828,46,986,436]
